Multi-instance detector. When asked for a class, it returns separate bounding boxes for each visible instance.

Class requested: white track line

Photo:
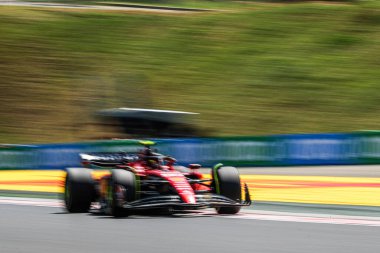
[224,211,380,227]
[1,197,380,226]
[0,197,63,208]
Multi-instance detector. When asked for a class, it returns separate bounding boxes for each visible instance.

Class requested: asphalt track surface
[200,165,380,177]
[1,199,380,253]
[1,165,380,253]
[236,165,380,177]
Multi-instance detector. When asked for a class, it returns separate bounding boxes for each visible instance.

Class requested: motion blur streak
[0,197,62,208]
[1,170,380,206]
[1,197,380,227]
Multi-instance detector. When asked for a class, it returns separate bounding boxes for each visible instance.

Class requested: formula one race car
[64,141,251,217]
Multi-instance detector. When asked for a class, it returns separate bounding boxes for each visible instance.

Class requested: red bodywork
[97,159,208,204]
[147,170,196,204]
[76,146,250,215]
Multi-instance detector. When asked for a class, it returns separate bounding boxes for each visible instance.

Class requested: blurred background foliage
[0,0,379,143]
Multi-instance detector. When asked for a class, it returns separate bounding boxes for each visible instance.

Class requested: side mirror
[189,164,201,169]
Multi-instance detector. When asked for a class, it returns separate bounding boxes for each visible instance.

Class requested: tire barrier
[1,131,380,170]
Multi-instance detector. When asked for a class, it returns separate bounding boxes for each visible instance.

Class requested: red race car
[64,141,251,217]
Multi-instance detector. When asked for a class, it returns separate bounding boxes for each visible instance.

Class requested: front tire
[64,168,94,213]
[109,169,136,218]
[213,166,242,214]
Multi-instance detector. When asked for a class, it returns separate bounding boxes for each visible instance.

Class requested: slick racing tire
[213,166,242,214]
[64,168,95,213]
[110,169,137,218]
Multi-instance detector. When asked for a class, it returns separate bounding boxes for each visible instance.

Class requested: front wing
[120,184,252,211]
[121,195,249,210]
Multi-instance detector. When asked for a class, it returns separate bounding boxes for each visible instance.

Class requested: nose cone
[167,175,196,204]
[154,170,197,204]
[171,182,196,204]
[180,191,196,204]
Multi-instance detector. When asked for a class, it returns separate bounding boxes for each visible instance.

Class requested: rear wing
[80,152,139,167]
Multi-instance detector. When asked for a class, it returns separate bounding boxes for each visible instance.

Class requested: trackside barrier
[154,137,281,167]
[1,131,380,169]
[352,131,380,164]
[0,145,38,170]
[0,140,141,170]
[275,133,356,166]
[155,134,356,167]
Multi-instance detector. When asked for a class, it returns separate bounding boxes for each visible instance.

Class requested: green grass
[0,1,379,143]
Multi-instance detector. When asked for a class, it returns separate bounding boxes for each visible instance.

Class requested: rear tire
[64,168,94,213]
[213,166,242,214]
[109,169,136,218]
